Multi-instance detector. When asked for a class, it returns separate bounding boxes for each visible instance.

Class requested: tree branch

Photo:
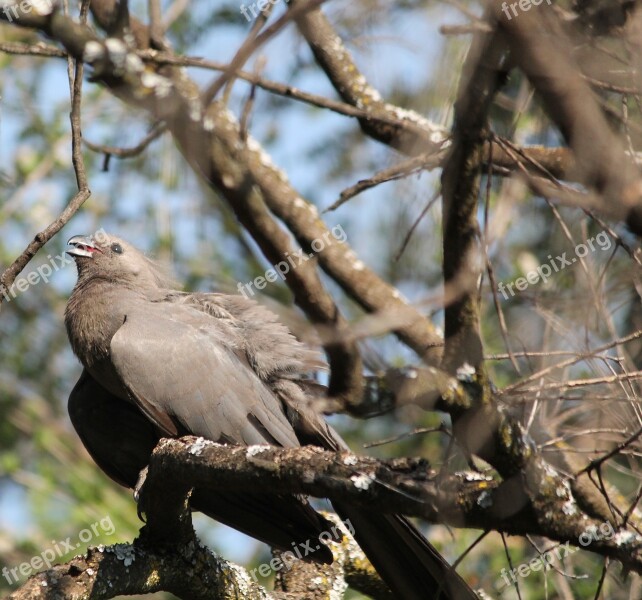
[0,3,91,310]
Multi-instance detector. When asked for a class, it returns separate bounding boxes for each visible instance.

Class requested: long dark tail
[281,385,478,598]
[334,503,478,600]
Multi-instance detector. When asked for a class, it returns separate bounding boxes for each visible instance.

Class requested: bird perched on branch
[64,231,477,600]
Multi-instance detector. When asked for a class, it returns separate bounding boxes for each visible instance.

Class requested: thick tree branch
[132,438,642,575]
[0,42,609,187]
[292,0,642,236]
[7,535,274,600]
[9,435,642,597]
[291,0,445,157]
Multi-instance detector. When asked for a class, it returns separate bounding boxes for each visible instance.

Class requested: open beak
[67,235,102,258]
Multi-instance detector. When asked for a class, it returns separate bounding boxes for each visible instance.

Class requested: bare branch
[0,4,91,308]
[84,123,166,159]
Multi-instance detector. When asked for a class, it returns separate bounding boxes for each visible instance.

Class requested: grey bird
[64,232,477,600]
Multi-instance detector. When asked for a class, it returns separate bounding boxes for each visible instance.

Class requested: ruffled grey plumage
[65,232,478,599]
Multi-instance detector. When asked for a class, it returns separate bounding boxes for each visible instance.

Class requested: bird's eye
[111,243,123,254]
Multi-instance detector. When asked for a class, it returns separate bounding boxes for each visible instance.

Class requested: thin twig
[440,23,492,35]
[239,58,265,141]
[593,559,609,599]
[394,189,441,262]
[484,136,520,373]
[507,370,642,395]
[222,2,273,106]
[363,423,451,449]
[0,40,66,57]
[500,533,523,600]
[325,151,445,214]
[577,425,642,475]
[494,333,642,359]
[452,530,489,569]
[148,0,164,47]
[84,123,166,159]
[0,0,91,308]
[202,0,329,104]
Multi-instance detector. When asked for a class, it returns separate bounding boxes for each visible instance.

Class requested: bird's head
[66,232,172,289]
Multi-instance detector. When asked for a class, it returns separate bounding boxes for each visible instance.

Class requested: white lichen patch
[123,31,136,48]
[188,98,202,122]
[245,135,289,182]
[125,54,144,75]
[614,530,640,546]
[351,472,375,490]
[352,259,365,271]
[203,116,215,132]
[189,437,209,455]
[105,38,127,71]
[83,41,105,64]
[463,471,493,482]
[342,454,358,466]
[227,562,270,598]
[383,103,449,145]
[562,499,577,515]
[220,107,239,129]
[247,444,271,457]
[221,174,236,189]
[405,368,418,379]
[456,362,475,382]
[362,84,382,104]
[477,490,493,508]
[325,32,347,58]
[556,483,570,498]
[31,0,53,15]
[113,544,135,567]
[141,72,172,98]
[330,574,348,600]
[391,288,409,301]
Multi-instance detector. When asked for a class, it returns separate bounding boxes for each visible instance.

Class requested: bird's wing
[68,369,335,563]
[160,291,327,380]
[68,369,159,488]
[109,304,299,448]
